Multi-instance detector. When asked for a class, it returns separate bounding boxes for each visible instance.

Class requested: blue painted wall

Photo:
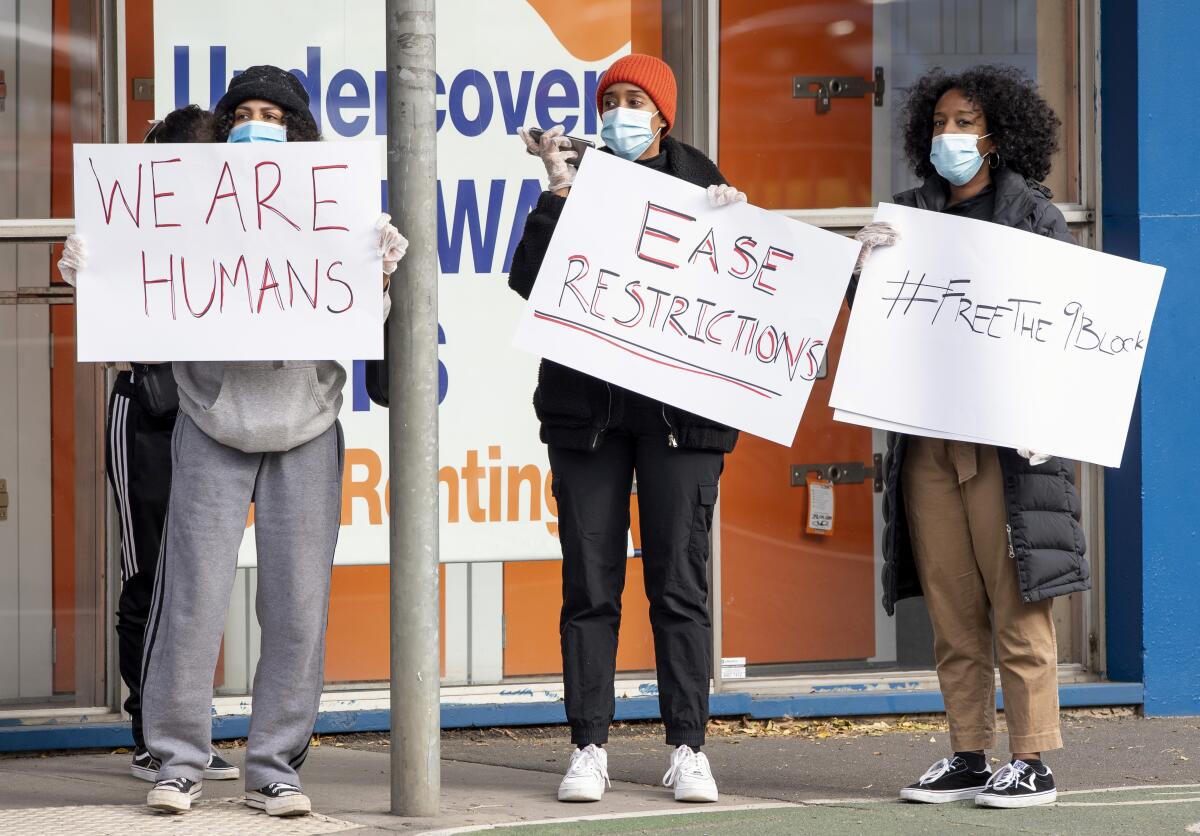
[1102,0,1200,715]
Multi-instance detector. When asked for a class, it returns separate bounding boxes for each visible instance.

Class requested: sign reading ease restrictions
[73,141,383,362]
[513,151,861,447]
[831,202,1166,467]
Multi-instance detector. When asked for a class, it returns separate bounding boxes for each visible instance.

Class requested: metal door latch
[791,454,883,492]
[793,67,884,114]
[0,479,8,521]
[0,69,7,113]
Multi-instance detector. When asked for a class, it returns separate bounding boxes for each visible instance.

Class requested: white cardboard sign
[830,202,1166,467]
[73,141,383,362]
[513,151,861,447]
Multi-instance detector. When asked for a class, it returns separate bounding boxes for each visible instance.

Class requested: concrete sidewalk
[1,710,1198,834]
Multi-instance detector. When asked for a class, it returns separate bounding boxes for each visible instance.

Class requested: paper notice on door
[806,476,834,536]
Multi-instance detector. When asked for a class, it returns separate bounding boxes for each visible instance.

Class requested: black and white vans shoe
[130,748,162,782]
[245,782,312,817]
[900,756,993,803]
[205,751,240,781]
[146,777,201,813]
[975,759,1057,808]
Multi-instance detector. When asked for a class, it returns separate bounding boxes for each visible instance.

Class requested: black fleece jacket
[508,136,740,453]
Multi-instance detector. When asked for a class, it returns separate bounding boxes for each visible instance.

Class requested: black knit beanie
[214,64,317,135]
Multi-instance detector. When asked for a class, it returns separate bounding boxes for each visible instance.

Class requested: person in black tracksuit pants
[509,53,746,803]
[61,106,238,782]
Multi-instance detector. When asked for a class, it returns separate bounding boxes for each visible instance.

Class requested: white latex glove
[853,221,900,275]
[518,125,576,192]
[377,213,408,277]
[707,184,748,207]
[1018,448,1052,466]
[57,234,87,287]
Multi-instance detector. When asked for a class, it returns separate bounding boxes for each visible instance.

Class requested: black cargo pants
[548,396,723,748]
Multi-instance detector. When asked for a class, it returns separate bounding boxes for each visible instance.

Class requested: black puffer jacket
[508,136,739,453]
[880,167,1090,615]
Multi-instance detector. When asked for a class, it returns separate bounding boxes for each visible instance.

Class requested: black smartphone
[526,127,594,166]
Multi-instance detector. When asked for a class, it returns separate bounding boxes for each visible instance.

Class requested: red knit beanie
[597,53,677,133]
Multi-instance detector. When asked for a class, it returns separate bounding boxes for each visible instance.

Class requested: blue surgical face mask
[601,107,662,161]
[228,120,288,144]
[929,132,991,186]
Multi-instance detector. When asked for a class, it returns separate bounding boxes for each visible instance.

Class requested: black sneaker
[146,776,201,813]
[900,756,993,803]
[975,759,1057,808]
[245,782,312,817]
[130,747,162,782]
[205,751,240,780]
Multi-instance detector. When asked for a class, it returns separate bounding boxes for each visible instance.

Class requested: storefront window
[1,0,108,712]
[716,0,1089,678]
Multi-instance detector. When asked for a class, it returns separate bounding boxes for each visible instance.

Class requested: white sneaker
[146,777,201,813]
[662,745,718,803]
[245,782,312,817]
[557,744,610,802]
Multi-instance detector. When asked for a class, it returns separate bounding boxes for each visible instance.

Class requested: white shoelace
[156,777,191,790]
[566,745,611,788]
[263,782,302,796]
[662,746,712,788]
[985,760,1029,792]
[917,757,959,785]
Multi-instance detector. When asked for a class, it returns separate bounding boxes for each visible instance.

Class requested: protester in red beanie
[510,53,747,806]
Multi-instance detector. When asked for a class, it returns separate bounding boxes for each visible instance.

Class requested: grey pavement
[0,710,1197,834]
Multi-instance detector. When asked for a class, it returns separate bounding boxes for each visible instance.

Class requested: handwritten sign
[830,202,1166,467]
[513,151,860,446]
[73,141,383,361]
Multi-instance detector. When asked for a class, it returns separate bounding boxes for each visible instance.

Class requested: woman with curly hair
[854,65,1089,810]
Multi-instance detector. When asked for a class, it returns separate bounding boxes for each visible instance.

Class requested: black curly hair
[143,104,216,144]
[900,64,1061,183]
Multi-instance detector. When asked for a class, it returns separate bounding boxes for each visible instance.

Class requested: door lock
[791,454,883,493]
[0,479,8,521]
[793,67,884,114]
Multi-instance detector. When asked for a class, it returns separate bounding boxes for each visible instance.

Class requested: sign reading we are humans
[73,142,383,362]
[513,151,861,447]
[831,202,1166,467]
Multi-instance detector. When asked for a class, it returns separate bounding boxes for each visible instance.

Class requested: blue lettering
[289,47,324,133]
[173,46,189,109]
[437,179,505,274]
[208,45,226,111]
[328,68,370,137]
[435,72,446,131]
[503,178,544,272]
[495,70,534,134]
[438,324,449,404]
[449,70,494,138]
[375,70,388,136]
[584,70,603,135]
[535,69,578,134]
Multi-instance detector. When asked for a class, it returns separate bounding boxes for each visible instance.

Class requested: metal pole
[386,0,440,818]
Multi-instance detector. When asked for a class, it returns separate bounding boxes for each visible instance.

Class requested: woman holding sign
[856,64,1089,810]
[65,66,407,818]
[510,54,747,805]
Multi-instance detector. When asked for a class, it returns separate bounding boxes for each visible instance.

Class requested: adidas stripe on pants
[141,413,344,789]
[105,372,175,751]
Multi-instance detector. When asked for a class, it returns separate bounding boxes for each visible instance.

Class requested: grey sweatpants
[141,413,344,789]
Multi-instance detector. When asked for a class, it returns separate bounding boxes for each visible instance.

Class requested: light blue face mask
[929,132,991,186]
[228,120,288,144]
[601,107,662,161]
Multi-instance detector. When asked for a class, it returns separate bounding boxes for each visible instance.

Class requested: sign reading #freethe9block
[830,202,1166,467]
[73,141,383,362]
[514,151,861,447]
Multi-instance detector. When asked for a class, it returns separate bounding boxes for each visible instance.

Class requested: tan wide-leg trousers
[902,437,1063,753]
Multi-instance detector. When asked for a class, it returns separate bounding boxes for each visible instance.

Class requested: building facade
[0,0,1195,751]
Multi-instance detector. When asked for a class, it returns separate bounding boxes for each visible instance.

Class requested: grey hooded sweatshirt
[174,292,390,454]
[173,360,347,453]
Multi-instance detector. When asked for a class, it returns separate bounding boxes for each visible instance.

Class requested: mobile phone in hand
[526,127,594,167]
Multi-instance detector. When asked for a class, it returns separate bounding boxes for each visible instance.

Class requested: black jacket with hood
[507,135,739,453]
[879,166,1091,615]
